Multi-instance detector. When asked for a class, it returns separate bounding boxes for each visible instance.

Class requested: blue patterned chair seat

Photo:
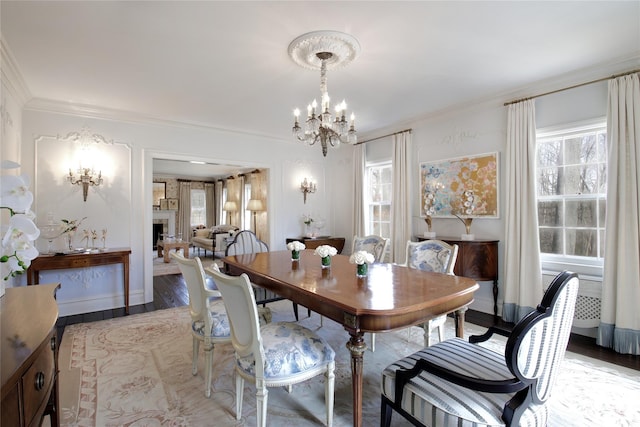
[407,241,455,273]
[236,321,335,380]
[192,300,272,339]
[381,338,546,426]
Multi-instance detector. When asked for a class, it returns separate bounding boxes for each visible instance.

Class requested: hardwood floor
[57,273,640,372]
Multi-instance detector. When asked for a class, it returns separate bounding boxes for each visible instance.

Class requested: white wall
[19,108,337,315]
[328,77,614,317]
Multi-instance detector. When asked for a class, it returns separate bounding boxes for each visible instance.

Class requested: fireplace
[153,223,163,249]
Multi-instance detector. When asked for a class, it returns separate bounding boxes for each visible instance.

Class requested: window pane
[563,164,599,195]
[537,167,560,196]
[566,229,597,257]
[538,201,563,227]
[538,140,562,167]
[596,133,607,162]
[539,228,562,254]
[565,199,597,227]
[598,199,606,227]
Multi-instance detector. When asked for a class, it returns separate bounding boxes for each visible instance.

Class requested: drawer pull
[34,371,46,391]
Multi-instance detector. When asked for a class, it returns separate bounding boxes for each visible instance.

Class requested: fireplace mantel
[153,210,175,236]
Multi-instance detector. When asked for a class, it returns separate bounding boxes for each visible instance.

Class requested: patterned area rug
[58,300,640,426]
[153,248,220,276]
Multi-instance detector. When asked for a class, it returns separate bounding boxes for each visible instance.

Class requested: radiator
[543,273,602,329]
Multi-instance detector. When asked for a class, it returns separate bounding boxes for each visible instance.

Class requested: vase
[356,263,368,278]
[321,256,331,269]
[291,250,300,261]
[66,233,74,251]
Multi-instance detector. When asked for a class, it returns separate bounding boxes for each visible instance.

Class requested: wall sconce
[246,199,264,233]
[300,178,316,204]
[68,167,103,202]
[223,201,237,225]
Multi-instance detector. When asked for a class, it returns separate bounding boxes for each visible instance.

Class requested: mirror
[153,182,166,207]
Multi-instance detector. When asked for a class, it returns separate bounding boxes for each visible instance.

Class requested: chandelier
[289,31,360,157]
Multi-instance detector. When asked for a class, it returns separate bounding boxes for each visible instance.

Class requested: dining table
[223,249,479,427]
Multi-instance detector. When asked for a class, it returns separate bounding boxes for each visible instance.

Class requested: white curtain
[502,100,543,323]
[204,182,215,228]
[214,180,224,225]
[177,180,192,244]
[598,72,640,355]
[352,144,366,239]
[390,131,412,263]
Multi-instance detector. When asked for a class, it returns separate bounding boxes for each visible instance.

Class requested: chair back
[207,268,266,378]
[170,253,221,323]
[505,271,579,411]
[225,230,268,256]
[352,235,390,263]
[405,239,458,274]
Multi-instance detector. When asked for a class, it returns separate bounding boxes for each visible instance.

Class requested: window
[190,189,206,227]
[536,121,607,276]
[243,183,252,230]
[365,162,392,238]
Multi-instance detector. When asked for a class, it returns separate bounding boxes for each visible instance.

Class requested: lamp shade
[246,199,264,211]
[223,201,238,212]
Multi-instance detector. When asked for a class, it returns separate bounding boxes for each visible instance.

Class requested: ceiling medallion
[289,31,360,156]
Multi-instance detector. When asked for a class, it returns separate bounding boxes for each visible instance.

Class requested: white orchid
[1,162,40,280]
[287,241,306,251]
[349,250,375,265]
[314,245,337,258]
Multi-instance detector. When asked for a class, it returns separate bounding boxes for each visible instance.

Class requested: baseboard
[58,290,146,317]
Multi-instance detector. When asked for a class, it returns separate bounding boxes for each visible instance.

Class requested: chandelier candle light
[289,31,360,157]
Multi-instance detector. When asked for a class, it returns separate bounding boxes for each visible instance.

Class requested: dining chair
[170,252,232,398]
[352,234,390,351]
[225,230,301,320]
[352,234,390,263]
[405,239,459,347]
[381,271,579,427]
[207,267,336,427]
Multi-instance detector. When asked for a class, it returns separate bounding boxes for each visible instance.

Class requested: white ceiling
[2,1,639,178]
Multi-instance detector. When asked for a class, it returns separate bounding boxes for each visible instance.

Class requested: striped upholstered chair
[381,271,579,427]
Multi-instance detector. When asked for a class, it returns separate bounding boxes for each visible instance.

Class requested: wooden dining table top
[223,249,479,334]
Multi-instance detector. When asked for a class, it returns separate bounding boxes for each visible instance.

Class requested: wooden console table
[417,236,499,316]
[2,283,60,427]
[285,236,346,254]
[27,248,132,314]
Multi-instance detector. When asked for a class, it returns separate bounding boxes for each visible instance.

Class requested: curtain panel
[352,144,366,240]
[502,100,543,323]
[204,182,215,228]
[178,181,192,244]
[391,131,412,264]
[599,72,640,355]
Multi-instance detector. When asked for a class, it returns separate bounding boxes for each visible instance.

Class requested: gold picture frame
[159,199,168,210]
[167,198,178,210]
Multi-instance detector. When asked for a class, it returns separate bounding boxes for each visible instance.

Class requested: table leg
[163,247,170,263]
[493,279,498,317]
[454,306,468,338]
[184,245,189,258]
[123,256,130,315]
[346,331,367,427]
[157,244,163,258]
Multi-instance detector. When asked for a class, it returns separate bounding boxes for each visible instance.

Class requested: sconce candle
[300,178,317,204]
[68,167,103,202]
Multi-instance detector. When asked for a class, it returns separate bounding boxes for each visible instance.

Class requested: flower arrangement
[0,161,40,281]
[453,190,475,235]
[349,250,375,265]
[60,217,87,250]
[423,192,436,232]
[314,245,337,268]
[302,214,314,226]
[287,241,306,251]
[287,240,306,261]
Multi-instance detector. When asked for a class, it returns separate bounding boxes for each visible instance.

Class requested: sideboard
[416,236,499,316]
[286,236,346,254]
[1,283,60,427]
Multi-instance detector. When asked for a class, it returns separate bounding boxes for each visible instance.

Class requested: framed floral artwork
[419,152,499,218]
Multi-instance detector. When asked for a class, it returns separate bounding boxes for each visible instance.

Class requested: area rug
[58,300,640,426]
[153,249,220,276]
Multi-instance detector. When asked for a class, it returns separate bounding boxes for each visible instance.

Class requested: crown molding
[1,37,32,106]
[23,97,290,142]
